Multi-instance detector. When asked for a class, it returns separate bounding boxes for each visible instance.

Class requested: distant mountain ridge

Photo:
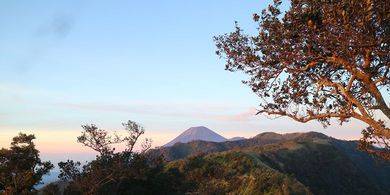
[157,131,334,161]
[164,126,227,147]
[228,137,246,141]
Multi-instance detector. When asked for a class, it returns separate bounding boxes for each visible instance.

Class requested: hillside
[165,151,312,194]
[40,131,390,194]
[151,131,390,195]
[228,137,246,141]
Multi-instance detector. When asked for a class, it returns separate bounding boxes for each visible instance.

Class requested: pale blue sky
[0,1,366,161]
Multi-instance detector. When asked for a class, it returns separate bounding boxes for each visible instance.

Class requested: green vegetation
[2,124,389,194]
[50,122,313,195]
[166,152,311,194]
[252,141,384,195]
[0,133,53,194]
[54,121,182,194]
[152,132,390,195]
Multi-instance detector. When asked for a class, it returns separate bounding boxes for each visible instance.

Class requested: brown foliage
[215,0,389,159]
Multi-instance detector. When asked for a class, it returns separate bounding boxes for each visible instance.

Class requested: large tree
[215,0,389,159]
[0,133,53,194]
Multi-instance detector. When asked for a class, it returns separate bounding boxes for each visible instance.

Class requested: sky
[0,0,369,163]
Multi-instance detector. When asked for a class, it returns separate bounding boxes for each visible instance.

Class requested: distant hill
[164,126,227,147]
[151,131,390,194]
[227,136,246,141]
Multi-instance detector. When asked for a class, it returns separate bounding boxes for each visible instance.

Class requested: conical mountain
[164,126,227,147]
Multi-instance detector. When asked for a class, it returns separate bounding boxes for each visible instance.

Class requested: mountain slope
[164,126,227,147]
[165,151,312,194]
[228,137,246,141]
[151,131,390,194]
[247,139,384,195]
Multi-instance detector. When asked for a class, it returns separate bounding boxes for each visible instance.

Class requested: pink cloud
[214,107,259,122]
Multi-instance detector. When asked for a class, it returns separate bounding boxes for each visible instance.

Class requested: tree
[0,133,53,194]
[40,183,60,195]
[58,120,177,194]
[215,0,389,159]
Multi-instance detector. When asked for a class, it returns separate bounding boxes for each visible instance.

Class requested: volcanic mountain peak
[164,126,227,147]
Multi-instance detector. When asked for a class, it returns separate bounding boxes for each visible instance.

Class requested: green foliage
[58,121,182,194]
[40,123,389,194]
[253,141,385,195]
[61,153,182,194]
[166,152,311,195]
[0,133,53,194]
[156,132,390,195]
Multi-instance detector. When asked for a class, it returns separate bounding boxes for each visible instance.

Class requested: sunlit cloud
[214,107,258,122]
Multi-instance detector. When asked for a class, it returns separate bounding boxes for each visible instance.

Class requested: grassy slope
[165,151,312,195]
